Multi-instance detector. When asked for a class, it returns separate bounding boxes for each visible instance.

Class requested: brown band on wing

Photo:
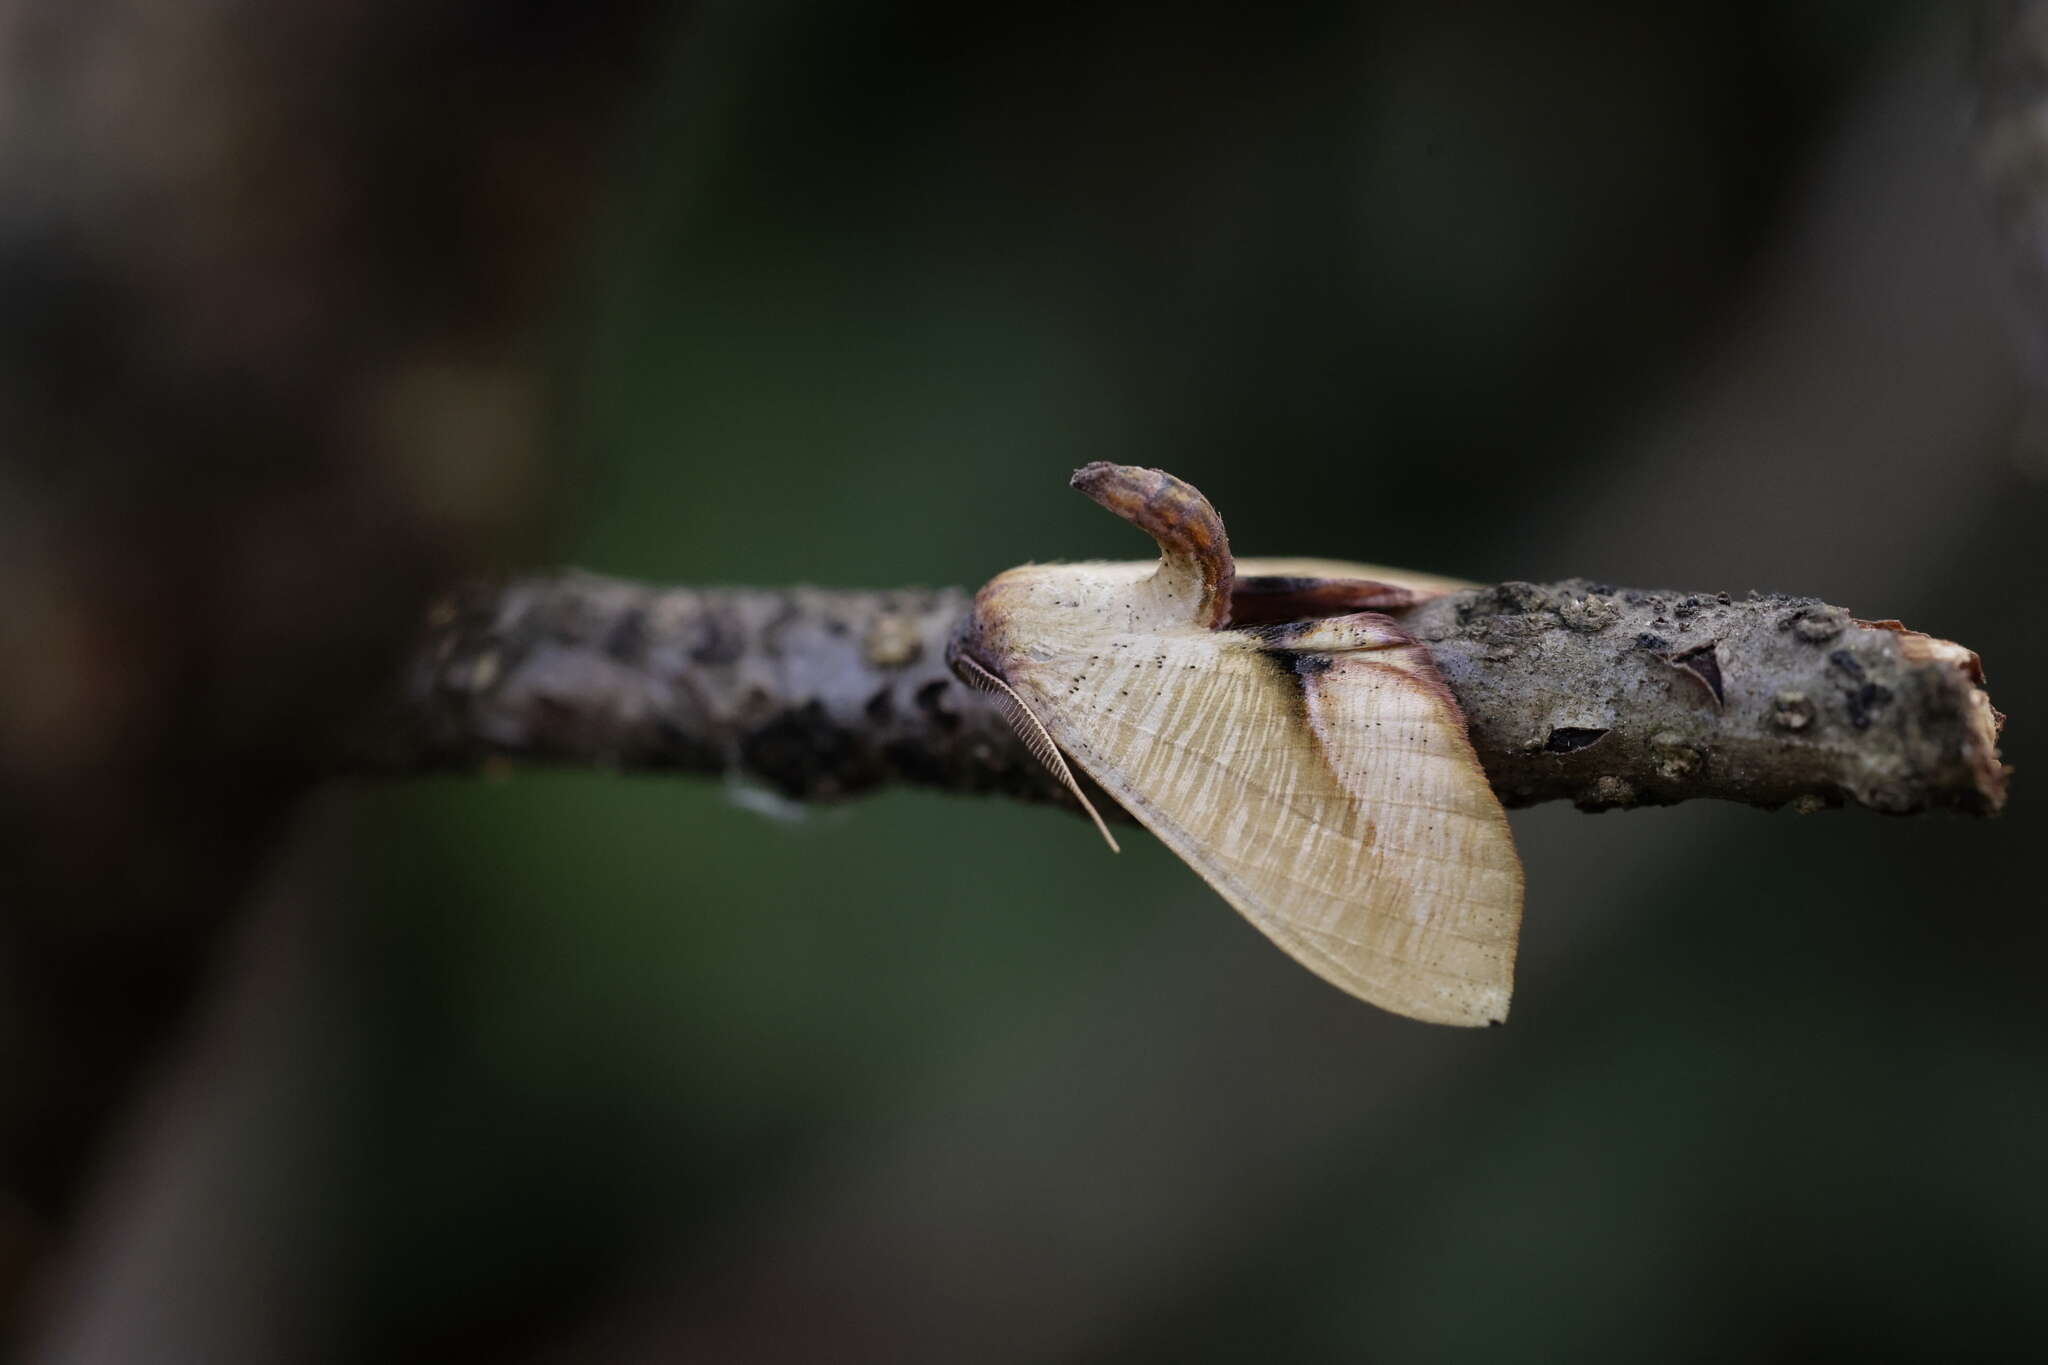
[1229,575,1429,626]
[1255,610,1484,752]
[1344,651,1481,752]
[1070,463,1235,629]
[1241,609,1413,653]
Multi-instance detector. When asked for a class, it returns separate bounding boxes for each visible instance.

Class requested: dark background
[4,2,2044,1361]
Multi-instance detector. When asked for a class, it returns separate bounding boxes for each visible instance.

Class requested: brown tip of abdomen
[1068,464,1234,628]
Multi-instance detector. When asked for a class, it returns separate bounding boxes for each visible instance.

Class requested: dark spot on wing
[1261,648,1333,679]
[1244,619,1316,646]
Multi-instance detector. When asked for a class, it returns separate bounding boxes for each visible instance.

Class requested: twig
[359,571,2008,817]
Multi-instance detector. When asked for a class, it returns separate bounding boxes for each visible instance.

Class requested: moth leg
[952,652,1121,853]
[1227,576,1428,627]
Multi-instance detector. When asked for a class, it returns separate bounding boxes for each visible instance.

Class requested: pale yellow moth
[950,463,1524,1026]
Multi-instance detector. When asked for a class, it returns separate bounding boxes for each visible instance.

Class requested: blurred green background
[38,2,2048,1361]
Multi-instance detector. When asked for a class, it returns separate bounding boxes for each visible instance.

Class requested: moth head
[950,463,1236,681]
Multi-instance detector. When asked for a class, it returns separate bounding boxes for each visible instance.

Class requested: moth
[950,463,1523,1026]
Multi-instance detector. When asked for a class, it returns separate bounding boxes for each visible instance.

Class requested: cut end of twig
[1855,619,2009,815]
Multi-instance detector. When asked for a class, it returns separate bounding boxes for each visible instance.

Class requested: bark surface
[368,571,2008,819]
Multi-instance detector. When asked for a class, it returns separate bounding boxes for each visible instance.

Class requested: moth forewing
[1263,623,1521,1023]
[999,613,1519,1027]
